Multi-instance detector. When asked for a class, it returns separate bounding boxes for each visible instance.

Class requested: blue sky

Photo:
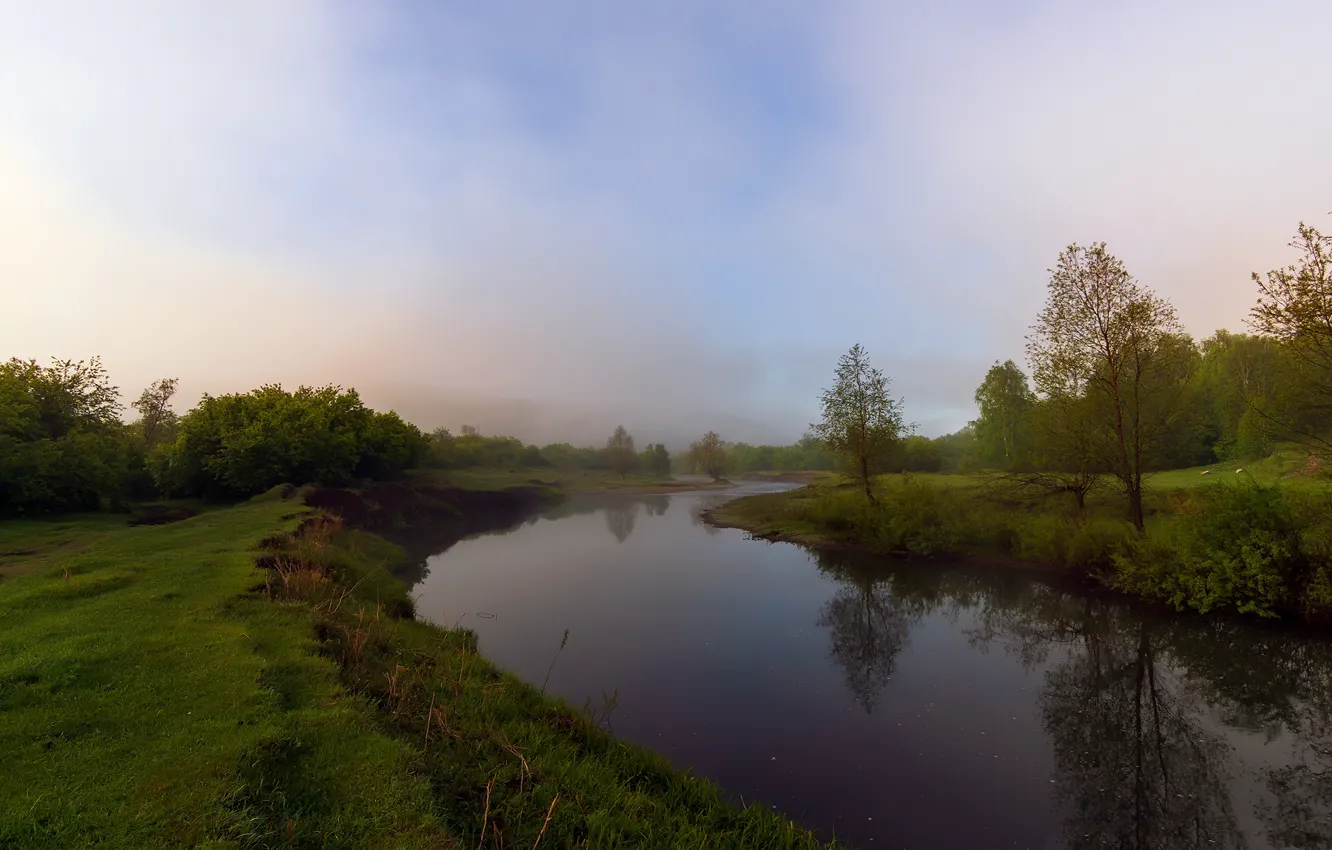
[3,1,1331,443]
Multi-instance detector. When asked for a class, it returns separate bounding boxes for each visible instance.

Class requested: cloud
[2,1,1330,442]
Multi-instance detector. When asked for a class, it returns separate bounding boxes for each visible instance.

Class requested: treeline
[0,360,428,515]
[958,330,1297,476]
[421,425,671,478]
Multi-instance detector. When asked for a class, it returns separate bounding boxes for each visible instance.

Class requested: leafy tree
[689,431,728,481]
[1027,244,1191,530]
[812,343,909,502]
[972,360,1035,469]
[900,435,942,472]
[639,443,671,477]
[605,425,637,479]
[158,384,423,498]
[933,425,978,473]
[1250,221,1332,457]
[0,357,129,515]
[132,377,179,450]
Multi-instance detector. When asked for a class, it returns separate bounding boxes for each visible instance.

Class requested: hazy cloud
[3,1,1330,442]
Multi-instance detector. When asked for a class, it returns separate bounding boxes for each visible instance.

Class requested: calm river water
[403,485,1331,849]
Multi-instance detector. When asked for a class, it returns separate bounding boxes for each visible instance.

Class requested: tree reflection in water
[813,554,917,713]
[603,502,639,543]
[810,549,1331,847]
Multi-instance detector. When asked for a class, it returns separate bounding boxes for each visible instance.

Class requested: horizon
[4,2,1331,443]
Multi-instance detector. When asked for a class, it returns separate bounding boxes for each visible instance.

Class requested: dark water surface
[405,486,1332,849]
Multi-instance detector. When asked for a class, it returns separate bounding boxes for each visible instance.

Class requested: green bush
[157,385,425,499]
[1112,483,1320,618]
[0,358,132,515]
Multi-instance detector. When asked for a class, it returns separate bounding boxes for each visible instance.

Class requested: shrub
[0,358,131,515]
[157,385,425,499]
[1112,483,1317,618]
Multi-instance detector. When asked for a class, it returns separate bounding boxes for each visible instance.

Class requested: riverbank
[707,473,1332,624]
[0,482,834,848]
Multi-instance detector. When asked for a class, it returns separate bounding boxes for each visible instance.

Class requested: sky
[3,1,1331,444]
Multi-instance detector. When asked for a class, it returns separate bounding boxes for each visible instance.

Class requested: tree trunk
[1128,481,1145,532]
[861,456,876,503]
[1074,489,1086,511]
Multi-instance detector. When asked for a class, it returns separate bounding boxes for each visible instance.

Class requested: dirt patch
[127,505,199,526]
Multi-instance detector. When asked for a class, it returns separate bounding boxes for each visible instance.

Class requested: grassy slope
[0,490,834,849]
[0,498,442,849]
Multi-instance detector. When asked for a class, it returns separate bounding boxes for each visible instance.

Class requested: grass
[0,496,444,848]
[0,487,837,848]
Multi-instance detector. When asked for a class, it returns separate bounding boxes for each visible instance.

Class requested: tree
[972,360,1035,469]
[689,431,728,481]
[1249,221,1332,457]
[812,343,909,502]
[132,377,179,450]
[1027,244,1190,531]
[157,384,423,498]
[605,425,636,479]
[0,357,128,515]
[639,443,671,477]
[900,435,942,472]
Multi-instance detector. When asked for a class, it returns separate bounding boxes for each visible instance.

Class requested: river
[401,484,1332,849]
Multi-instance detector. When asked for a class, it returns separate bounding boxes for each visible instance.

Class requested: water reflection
[813,561,917,713]
[812,550,1329,848]
[603,502,638,543]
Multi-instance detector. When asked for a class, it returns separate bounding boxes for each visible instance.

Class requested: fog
[3,2,1330,444]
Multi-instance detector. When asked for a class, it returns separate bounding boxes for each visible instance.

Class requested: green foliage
[900,434,943,472]
[605,425,637,478]
[426,427,545,470]
[972,360,1035,470]
[812,344,909,499]
[0,357,130,516]
[688,430,728,480]
[640,443,672,477]
[1113,483,1327,618]
[1027,243,1191,529]
[1248,223,1332,458]
[158,385,425,498]
[724,433,835,474]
